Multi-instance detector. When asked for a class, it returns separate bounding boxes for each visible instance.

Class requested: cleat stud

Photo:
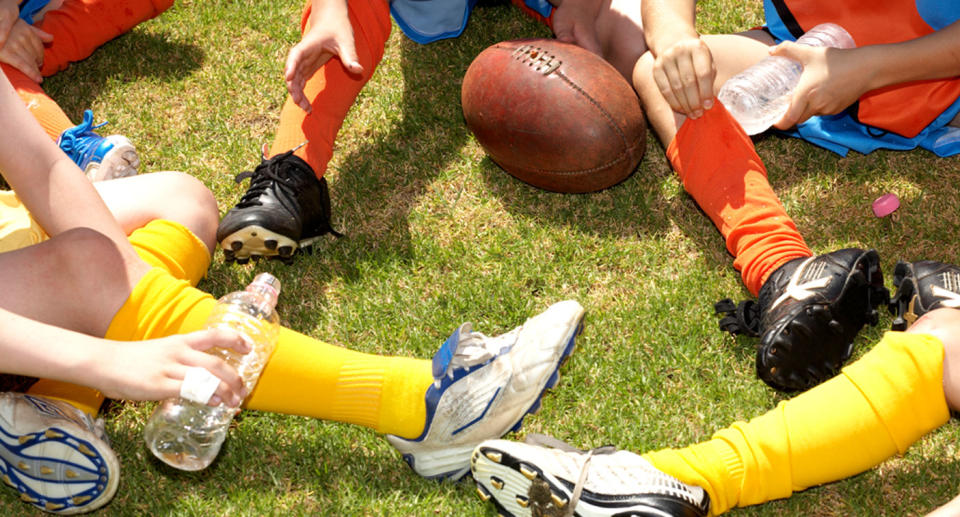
[17,461,29,471]
[278,246,294,257]
[230,241,243,251]
[490,476,504,490]
[45,502,64,511]
[485,451,503,463]
[517,495,530,508]
[40,466,53,476]
[65,470,77,479]
[2,474,13,486]
[77,444,96,457]
[18,435,34,444]
[72,495,91,505]
[20,493,38,503]
[551,493,568,508]
[520,464,537,480]
[236,257,250,265]
[44,429,64,439]
[476,484,491,502]
[264,239,278,250]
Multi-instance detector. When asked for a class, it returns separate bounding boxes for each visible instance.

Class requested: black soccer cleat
[470,438,710,517]
[889,260,960,330]
[716,248,889,392]
[217,150,341,263]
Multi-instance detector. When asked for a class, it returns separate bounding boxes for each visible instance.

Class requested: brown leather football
[461,38,646,193]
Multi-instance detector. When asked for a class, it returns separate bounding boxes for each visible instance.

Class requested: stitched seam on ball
[554,70,631,149]
[518,150,633,176]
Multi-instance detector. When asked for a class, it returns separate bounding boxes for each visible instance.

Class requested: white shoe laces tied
[444,325,520,378]
[524,433,616,516]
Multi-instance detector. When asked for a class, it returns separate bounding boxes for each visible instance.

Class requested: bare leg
[905,308,960,411]
[0,228,149,337]
[632,31,776,144]
[595,0,647,81]
[93,172,219,253]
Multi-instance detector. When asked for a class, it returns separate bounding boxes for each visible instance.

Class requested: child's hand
[0,19,52,83]
[284,1,362,113]
[650,34,716,119]
[92,329,252,407]
[771,42,868,129]
[551,0,603,56]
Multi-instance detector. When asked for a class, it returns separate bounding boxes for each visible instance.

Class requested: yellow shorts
[0,189,210,284]
[0,190,47,253]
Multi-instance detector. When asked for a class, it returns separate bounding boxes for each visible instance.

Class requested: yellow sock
[26,380,104,417]
[643,331,950,515]
[246,328,433,438]
[107,221,434,437]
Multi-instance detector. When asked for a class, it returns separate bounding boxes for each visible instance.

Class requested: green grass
[5,0,960,515]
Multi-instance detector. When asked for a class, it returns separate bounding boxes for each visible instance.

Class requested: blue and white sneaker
[0,392,119,514]
[387,300,585,480]
[471,437,710,517]
[57,110,139,182]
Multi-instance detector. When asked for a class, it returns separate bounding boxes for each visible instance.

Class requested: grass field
[4,0,960,515]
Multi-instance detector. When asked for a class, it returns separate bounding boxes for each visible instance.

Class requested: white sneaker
[387,300,585,480]
[471,437,710,517]
[0,393,119,514]
[57,110,139,182]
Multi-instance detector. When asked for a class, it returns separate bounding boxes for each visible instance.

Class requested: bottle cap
[248,273,281,308]
[872,193,900,218]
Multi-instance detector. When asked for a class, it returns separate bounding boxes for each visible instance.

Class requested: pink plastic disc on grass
[872,193,900,218]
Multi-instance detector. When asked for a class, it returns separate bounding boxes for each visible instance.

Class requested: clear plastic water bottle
[718,23,856,135]
[143,273,281,471]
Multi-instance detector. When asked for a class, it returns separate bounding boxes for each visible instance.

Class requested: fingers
[773,93,805,129]
[652,38,716,118]
[186,327,252,355]
[184,352,247,407]
[179,329,251,407]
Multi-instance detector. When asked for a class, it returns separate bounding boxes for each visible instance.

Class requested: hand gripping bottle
[143,273,281,470]
[717,23,856,135]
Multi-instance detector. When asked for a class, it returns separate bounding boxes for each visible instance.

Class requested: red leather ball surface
[461,38,646,193]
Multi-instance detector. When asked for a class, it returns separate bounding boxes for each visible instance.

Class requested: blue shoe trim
[451,387,501,436]
[0,423,111,513]
[57,110,114,171]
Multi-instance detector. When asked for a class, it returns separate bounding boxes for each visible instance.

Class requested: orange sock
[666,102,812,295]
[2,64,73,141]
[269,0,391,177]
[37,0,174,76]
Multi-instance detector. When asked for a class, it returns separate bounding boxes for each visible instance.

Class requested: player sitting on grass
[470,260,960,517]
[630,0,960,392]
[0,68,584,514]
[215,0,646,264]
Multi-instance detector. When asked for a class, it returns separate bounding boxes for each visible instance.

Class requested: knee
[632,51,658,98]
[909,308,960,410]
[150,172,219,252]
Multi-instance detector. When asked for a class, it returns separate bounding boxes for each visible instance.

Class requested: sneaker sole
[86,135,139,182]
[756,249,887,392]
[397,306,585,481]
[472,442,694,517]
[0,406,119,514]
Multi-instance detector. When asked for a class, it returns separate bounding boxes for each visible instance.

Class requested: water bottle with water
[143,273,281,471]
[717,23,856,135]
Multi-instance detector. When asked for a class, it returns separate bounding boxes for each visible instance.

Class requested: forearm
[0,307,111,390]
[641,0,698,55]
[860,20,960,92]
[311,0,348,19]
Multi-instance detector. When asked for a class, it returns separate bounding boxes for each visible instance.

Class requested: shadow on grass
[284,6,554,284]
[41,29,204,120]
